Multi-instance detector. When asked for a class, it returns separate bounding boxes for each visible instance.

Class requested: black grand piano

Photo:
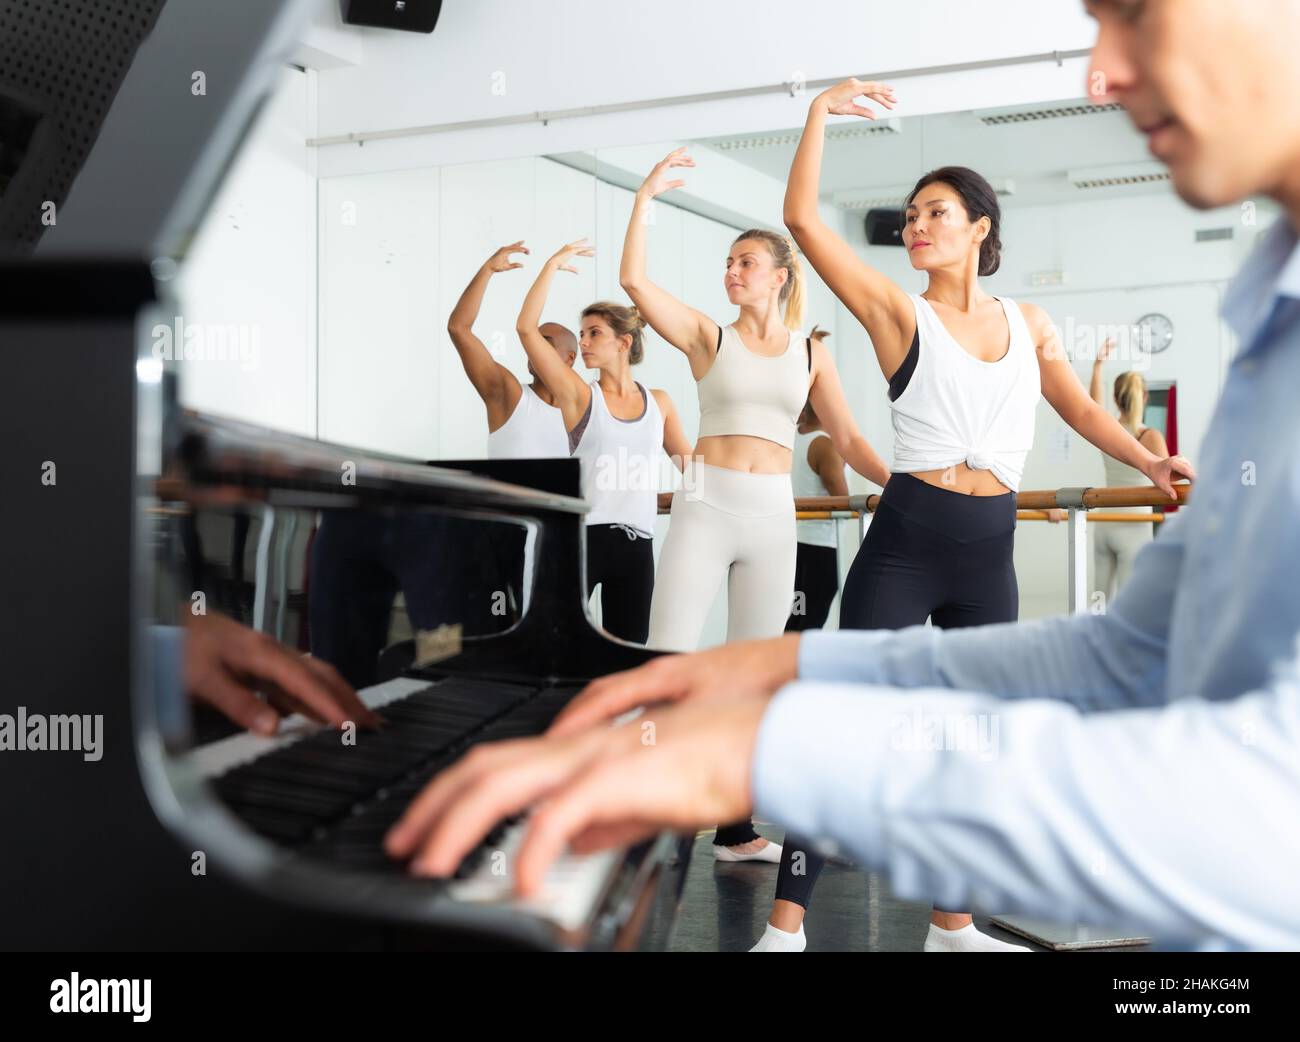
[0,0,688,950]
[142,403,686,950]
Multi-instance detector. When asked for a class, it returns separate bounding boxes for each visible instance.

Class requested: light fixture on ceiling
[1066,161,1171,190]
[708,118,901,152]
[978,101,1125,125]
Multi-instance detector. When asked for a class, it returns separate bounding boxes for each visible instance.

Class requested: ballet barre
[659,483,1192,616]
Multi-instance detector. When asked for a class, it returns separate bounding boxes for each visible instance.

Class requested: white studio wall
[175,66,317,437]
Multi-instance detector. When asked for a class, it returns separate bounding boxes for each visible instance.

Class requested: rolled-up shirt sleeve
[751,646,1300,948]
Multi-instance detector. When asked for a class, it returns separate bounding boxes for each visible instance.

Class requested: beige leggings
[1093,511,1154,605]
[648,463,796,652]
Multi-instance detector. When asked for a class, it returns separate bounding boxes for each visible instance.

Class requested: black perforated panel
[0,0,165,252]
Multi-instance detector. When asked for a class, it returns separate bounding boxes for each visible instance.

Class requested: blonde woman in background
[1089,337,1170,603]
[621,149,890,861]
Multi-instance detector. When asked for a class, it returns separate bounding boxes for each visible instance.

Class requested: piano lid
[1,0,314,262]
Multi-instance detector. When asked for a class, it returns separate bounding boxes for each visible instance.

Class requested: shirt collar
[1222,216,1300,354]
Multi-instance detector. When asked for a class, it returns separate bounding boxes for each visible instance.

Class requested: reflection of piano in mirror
[150,408,686,951]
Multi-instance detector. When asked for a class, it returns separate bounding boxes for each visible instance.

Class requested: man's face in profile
[1085,0,1300,210]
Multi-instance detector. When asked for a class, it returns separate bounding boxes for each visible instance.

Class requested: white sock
[923,922,1031,952]
[749,922,807,952]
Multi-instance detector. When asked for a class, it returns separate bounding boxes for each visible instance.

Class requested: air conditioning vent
[979,102,1125,125]
[1066,162,1172,190]
[708,118,901,152]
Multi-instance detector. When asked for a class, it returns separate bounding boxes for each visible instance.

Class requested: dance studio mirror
[175,84,1272,646]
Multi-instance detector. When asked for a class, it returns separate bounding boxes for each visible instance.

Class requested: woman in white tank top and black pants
[758,78,1196,953]
[516,239,692,644]
[623,150,891,860]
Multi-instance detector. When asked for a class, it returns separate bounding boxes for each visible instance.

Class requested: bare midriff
[693,434,793,474]
[903,461,1011,496]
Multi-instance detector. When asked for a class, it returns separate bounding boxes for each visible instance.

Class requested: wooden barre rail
[657,483,1190,516]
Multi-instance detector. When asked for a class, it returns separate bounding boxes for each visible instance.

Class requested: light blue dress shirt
[752,215,1300,949]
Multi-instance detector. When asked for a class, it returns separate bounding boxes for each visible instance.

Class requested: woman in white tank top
[516,239,691,646]
[446,241,573,460]
[1089,339,1171,603]
[621,149,891,862]
[742,78,1201,954]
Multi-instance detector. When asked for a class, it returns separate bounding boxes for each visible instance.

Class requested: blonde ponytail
[1113,371,1146,432]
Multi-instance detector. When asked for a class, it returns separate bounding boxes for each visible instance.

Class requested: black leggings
[775,472,1018,909]
[586,523,655,644]
[785,542,840,632]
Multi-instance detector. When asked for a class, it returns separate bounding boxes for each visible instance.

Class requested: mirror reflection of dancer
[622,150,890,862]
[1089,337,1169,601]
[785,328,847,633]
[516,239,691,645]
[764,78,1197,952]
[447,241,574,460]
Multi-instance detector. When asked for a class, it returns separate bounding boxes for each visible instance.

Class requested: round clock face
[1135,312,1174,354]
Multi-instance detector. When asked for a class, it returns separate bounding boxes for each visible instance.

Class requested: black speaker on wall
[864,208,905,247]
[341,0,442,33]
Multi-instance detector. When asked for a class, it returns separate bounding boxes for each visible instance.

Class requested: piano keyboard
[185,674,623,934]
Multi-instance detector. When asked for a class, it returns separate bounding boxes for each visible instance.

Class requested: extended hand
[1145,454,1197,499]
[384,694,771,895]
[548,238,595,274]
[637,147,695,200]
[818,77,897,118]
[183,611,380,735]
[485,240,529,273]
[548,632,801,737]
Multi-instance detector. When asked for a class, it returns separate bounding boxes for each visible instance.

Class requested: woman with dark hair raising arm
[760,78,1197,952]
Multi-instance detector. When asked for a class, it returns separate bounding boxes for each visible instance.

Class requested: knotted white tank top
[696,323,811,450]
[889,294,1040,492]
[487,384,570,460]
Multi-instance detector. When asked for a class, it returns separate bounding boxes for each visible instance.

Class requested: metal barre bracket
[1055,486,1092,509]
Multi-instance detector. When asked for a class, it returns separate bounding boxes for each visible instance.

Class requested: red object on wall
[1164,383,1180,514]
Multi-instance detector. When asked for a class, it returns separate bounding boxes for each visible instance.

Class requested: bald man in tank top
[446,241,574,459]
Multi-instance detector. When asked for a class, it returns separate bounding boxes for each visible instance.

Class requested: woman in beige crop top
[621,149,890,864]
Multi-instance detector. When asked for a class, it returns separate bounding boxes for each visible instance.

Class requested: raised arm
[1088,336,1115,409]
[806,338,891,487]
[785,80,914,382]
[516,240,595,430]
[1026,302,1196,498]
[620,148,719,375]
[447,242,528,427]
